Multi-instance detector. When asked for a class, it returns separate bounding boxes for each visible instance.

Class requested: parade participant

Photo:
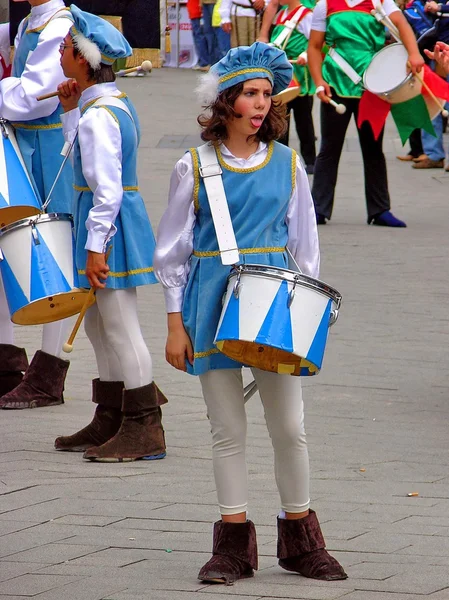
[53,5,167,463]
[0,22,10,79]
[257,0,316,42]
[425,39,449,73]
[270,0,316,173]
[219,0,265,47]
[308,0,424,226]
[154,42,347,585]
[0,0,75,410]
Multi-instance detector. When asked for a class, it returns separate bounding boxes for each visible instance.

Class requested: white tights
[199,368,310,516]
[84,287,152,390]
[0,273,71,357]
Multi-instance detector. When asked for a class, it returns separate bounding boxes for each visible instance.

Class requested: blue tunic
[73,95,158,290]
[11,10,73,212]
[183,141,297,375]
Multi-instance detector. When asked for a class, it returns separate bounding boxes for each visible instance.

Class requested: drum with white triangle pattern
[214,264,342,376]
[0,119,42,227]
[0,213,94,325]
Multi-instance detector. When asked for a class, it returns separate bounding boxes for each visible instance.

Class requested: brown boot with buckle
[54,379,124,452]
[82,381,167,462]
[198,520,258,585]
[0,344,28,398]
[277,510,347,581]
[0,350,68,409]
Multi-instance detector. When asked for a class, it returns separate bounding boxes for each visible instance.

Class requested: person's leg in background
[413,114,445,169]
[191,17,210,68]
[290,95,316,174]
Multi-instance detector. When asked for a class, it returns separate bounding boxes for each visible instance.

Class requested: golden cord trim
[78,266,154,277]
[219,67,272,84]
[190,148,200,213]
[73,185,138,192]
[216,141,274,173]
[11,122,62,130]
[193,246,285,257]
[194,348,220,359]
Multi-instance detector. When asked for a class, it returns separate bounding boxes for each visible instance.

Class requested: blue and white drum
[0,213,93,325]
[214,264,342,376]
[0,119,42,227]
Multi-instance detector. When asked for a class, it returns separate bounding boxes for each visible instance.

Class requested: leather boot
[0,350,68,409]
[198,520,258,585]
[277,510,347,580]
[83,381,168,462]
[0,344,28,398]
[54,379,123,452]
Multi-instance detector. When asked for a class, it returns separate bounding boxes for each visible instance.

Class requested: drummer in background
[269,0,317,173]
[0,0,75,410]
[308,0,424,226]
[219,0,265,47]
[257,0,316,42]
[53,6,168,462]
[0,22,11,79]
[154,42,347,586]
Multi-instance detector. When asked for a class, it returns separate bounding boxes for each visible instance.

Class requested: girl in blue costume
[154,42,346,585]
[53,6,167,463]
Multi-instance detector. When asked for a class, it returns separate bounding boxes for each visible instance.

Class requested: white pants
[199,368,310,516]
[0,273,71,357]
[84,287,152,390]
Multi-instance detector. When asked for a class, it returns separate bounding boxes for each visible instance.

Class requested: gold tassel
[165,26,171,54]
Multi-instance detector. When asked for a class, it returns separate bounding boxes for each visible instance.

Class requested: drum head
[0,206,42,228]
[11,289,94,325]
[275,85,300,105]
[363,43,411,94]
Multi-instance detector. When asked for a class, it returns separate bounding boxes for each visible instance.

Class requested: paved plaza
[0,67,448,600]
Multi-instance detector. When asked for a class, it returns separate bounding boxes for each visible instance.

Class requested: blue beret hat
[69,4,132,67]
[211,42,292,96]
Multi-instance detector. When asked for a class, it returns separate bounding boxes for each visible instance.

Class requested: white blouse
[61,83,124,254]
[0,0,72,121]
[153,142,320,313]
[0,23,9,81]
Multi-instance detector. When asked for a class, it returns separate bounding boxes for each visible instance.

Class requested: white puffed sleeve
[0,18,72,121]
[286,156,320,279]
[78,107,123,253]
[219,0,232,23]
[61,107,80,158]
[153,153,196,313]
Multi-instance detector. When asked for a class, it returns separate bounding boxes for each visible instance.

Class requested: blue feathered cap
[69,5,132,68]
[211,42,292,96]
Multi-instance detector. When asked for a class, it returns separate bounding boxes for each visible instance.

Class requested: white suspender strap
[271,6,307,49]
[196,143,240,266]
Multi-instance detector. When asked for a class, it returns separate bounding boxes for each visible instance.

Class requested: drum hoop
[228,264,342,306]
[362,43,414,95]
[0,212,73,237]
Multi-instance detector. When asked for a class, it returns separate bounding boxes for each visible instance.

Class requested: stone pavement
[0,67,449,600]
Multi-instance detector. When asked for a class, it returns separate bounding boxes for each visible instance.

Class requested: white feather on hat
[195,69,220,106]
[72,31,102,71]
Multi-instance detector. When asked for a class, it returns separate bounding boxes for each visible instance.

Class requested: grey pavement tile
[0,520,40,536]
[4,543,109,564]
[103,593,255,600]
[0,573,82,596]
[0,561,48,583]
[51,515,126,527]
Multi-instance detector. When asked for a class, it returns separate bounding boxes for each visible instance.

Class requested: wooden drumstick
[412,66,449,117]
[36,61,152,100]
[62,246,112,354]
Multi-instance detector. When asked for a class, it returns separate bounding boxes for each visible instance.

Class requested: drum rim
[0,212,74,237]
[228,263,342,305]
[362,42,414,95]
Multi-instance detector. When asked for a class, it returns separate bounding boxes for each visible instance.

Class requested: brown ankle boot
[54,379,124,452]
[198,520,258,585]
[82,381,167,462]
[0,350,68,409]
[0,344,28,398]
[277,510,347,581]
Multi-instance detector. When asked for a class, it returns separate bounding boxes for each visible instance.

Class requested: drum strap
[196,143,240,266]
[271,6,308,50]
[327,47,362,85]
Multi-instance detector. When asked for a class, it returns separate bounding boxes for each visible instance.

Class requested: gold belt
[193,246,285,258]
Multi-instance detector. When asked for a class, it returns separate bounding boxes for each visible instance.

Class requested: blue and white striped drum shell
[0,213,94,325]
[214,264,342,376]
[0,119,42,227]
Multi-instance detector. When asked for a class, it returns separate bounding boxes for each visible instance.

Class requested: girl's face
[228,78,272,138]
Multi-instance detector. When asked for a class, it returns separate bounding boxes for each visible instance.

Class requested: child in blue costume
[0,0,74,410]
[53,5,167,463]
[154,42,346,585]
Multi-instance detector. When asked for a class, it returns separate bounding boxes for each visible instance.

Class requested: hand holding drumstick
[315,84,347,114]
[62,246,112,353]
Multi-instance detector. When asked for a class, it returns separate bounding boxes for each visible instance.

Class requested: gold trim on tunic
[216,141,274,173]
[193,246,285,257]
[78,266,153,277]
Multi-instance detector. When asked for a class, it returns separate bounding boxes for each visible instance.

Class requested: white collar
[80,82,121,109]
[30,0,66,18]
[220,141,267,160]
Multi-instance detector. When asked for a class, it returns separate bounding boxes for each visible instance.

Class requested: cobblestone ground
[0,68,448,600]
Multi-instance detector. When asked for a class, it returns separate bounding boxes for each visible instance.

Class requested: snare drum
[0,213,94,325]
[0,119,42,227]
[363,43,422,104]
[214,264,342,376]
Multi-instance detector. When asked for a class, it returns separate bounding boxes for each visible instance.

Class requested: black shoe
[316,213,327,225]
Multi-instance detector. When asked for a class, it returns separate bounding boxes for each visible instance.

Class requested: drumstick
[115,60,152,77]
[62,246,112,354]
[316,86,347,114]
[36,60,153,100]
[412,67,449,117]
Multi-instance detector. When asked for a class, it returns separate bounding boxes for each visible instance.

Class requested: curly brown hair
[198,81,287,145]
